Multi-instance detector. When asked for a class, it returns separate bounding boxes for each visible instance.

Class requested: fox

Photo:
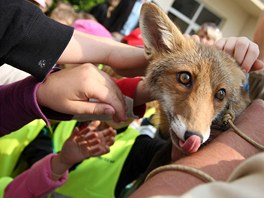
[136,2,251,179]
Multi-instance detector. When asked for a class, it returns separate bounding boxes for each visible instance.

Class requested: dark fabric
[115,135,166,197]
[41,106,73,121]
[20,123,79,170]
[90,0,137,33]
[21,126,54,167]
[106,0,137,33]
[0,0,73,80]
[89,3,109,25]
[141,115,154,126]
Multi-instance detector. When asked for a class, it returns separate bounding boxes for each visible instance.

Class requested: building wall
[153,0,260,39]
[240,16,259,38]
[152,0,173,11]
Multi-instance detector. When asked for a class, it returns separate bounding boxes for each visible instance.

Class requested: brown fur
[140,3,250,153]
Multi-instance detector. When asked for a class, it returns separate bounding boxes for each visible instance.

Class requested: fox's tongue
[179,135,201,154]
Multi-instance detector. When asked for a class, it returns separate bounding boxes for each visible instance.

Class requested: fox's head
[140,3,250,154]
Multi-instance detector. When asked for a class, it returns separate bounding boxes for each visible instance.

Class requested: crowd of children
[0,0,264,197]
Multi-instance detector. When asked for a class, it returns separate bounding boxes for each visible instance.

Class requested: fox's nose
[184,131,203,142]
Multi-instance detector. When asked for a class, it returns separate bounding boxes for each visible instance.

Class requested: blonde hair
[49,2,77,26]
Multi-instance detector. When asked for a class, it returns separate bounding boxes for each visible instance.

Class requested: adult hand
[215,37,264,72]
[37,63,127,122]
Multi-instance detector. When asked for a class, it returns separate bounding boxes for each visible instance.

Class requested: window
[168,0,222,34]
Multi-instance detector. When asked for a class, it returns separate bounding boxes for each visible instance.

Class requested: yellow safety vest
[0,119,46,197]
[53,124,139,198]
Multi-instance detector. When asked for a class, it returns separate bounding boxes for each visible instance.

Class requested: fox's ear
[140,3,186,59]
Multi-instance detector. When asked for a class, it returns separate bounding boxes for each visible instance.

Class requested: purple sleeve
[0,76,72,136]
[4,154,68,198]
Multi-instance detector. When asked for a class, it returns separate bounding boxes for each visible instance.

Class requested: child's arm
[1,1,147,80]
[51,123,116,179]
[4,154,67,198]
[4,123,116,197]
[58,30,147,77]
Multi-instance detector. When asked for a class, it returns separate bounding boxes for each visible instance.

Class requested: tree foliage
[54,0,105,11]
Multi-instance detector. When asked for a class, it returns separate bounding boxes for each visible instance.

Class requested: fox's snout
[169,112,212,154]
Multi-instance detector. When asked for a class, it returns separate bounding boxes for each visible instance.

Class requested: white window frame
[168,0,221,34]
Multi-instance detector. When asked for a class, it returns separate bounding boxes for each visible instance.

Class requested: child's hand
[59,122,116,166]
[215,37,264,72]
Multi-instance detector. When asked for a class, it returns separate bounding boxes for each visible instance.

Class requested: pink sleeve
[114,77,146,118]
[4,154,68,198]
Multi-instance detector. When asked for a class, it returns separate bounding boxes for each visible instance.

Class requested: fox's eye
[177,72,192,87]
[215,89,226,100]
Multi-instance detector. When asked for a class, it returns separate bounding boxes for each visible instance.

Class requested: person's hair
[106,0,121,18]
[197,22,222,41]
[49,2,77,26]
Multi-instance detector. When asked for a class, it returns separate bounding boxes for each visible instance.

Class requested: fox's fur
[137,2,251,181]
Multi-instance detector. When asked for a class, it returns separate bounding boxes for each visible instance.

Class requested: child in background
[50,1,113,39]
[196,22,222,45]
